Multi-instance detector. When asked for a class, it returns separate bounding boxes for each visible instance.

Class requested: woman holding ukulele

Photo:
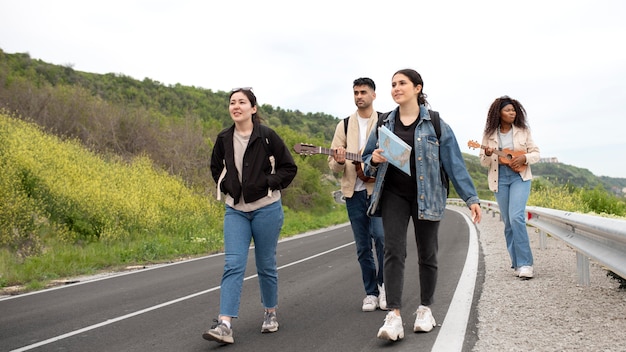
[480,96,540,279]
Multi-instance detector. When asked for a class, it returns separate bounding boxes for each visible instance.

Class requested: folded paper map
[378,125,412,176]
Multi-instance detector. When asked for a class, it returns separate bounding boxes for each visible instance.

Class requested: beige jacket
[328,110,380,198]
[480,126,541,192]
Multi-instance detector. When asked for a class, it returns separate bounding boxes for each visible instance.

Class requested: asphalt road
[0,209,479,352]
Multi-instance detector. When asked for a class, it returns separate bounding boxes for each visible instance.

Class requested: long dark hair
[229,88,262,123]
[394,68,429,106]
[484,96,528,136]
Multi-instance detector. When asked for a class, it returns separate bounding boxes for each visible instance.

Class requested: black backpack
[345,110,449,196]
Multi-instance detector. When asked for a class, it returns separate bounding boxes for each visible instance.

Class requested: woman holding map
[479,96,540,279]
[361,68,482,342]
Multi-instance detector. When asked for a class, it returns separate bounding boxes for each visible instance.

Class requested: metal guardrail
[448,198,626,285]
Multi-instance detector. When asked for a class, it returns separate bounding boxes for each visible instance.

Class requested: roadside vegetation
[1,49,623,292]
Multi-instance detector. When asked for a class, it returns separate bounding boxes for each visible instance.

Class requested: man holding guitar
[328,77,387,312]
[478,96,540,279]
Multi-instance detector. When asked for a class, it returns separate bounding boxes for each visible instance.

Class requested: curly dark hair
[484,95,529,136]
[393,68,429,106]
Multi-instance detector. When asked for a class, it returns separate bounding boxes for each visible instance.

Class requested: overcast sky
[2,0,625,178]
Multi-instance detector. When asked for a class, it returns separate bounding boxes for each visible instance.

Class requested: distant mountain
[457,152,626,200]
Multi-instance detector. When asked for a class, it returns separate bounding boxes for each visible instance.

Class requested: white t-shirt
[354,115,370,192]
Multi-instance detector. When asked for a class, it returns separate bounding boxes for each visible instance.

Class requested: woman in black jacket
[203,88,297,345]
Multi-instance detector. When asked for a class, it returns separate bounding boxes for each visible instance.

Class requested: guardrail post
[576,252,590,286]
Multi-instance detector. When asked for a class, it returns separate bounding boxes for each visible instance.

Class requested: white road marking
[432,209,479,352]
[10,242,355,351]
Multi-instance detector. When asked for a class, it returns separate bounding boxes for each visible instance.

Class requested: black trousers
[380,189,440,309]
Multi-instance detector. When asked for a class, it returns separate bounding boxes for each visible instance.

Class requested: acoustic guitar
[293,143,374,183]
[467,140,527,173]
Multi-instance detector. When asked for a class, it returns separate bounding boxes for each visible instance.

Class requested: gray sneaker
[202,319,234,344]
[261,311,279,333]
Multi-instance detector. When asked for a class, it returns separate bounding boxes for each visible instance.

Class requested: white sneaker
[518,266,534,279]
[413,305,436,332]
[377,311,404,341]
[378,284,388,310]
[362,295,378,312]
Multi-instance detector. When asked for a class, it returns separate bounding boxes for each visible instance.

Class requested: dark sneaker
[202,319,234,344]
[261,311,279,333]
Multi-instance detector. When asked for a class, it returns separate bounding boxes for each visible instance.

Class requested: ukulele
[467,140,527,173]
[293,143,374,183]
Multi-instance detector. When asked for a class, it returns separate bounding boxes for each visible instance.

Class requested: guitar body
[497,148,527,173]
[294,143,375,183]
[467,140,527,173]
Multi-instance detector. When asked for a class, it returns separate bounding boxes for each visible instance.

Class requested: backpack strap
[258,125,276,196]
[428,110,449,196]
[376,111,387,127]
[374,111,391,138]
[258,124,272,157]
[429,110,441,140]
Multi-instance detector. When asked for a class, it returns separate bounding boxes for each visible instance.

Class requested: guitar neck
[315,146,363,163]
[479,144,508,158]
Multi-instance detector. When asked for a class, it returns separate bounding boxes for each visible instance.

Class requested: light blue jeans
[495,165,533,269]
[219,200,283,318]
[345,190,384,296]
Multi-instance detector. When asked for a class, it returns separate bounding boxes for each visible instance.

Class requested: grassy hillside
[0,112,222,287]
[0,112,348,291]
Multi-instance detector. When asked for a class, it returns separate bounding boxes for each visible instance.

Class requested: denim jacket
[362,105,479,221]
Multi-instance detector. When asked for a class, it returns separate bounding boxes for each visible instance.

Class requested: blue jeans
[346,190,384,296]
[495,165,533,268]
[219,200,283,318]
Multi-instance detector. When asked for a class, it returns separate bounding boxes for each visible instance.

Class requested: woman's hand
[371,149,387,165]
[470,203,482,224]
[510,154,527,171]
